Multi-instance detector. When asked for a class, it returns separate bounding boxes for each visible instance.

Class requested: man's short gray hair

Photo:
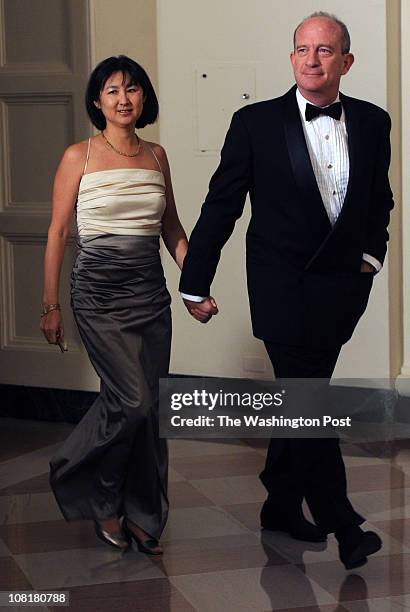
[293,11,351,54]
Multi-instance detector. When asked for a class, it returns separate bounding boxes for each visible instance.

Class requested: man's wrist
[362,253,382,272]
[180,292,206,302]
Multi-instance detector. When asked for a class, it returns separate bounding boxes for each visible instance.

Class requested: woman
[41,56,215,555]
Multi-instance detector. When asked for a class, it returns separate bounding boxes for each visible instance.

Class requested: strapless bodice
[76,168,166,236]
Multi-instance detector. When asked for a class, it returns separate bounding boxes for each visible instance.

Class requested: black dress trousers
[260,342,364,533]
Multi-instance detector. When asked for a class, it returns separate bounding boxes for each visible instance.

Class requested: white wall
[157,0,390,379]
[89,0,159,142]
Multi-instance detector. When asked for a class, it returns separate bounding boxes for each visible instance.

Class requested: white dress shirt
[181,89,381,303]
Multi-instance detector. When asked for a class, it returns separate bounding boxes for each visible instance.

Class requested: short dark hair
[85,55,159,130]
[293,11,351,54]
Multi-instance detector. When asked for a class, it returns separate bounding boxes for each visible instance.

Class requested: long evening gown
[50,142,171,539]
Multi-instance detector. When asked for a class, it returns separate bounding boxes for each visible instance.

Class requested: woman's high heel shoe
[123,521,163,555]
[94,521,131,551]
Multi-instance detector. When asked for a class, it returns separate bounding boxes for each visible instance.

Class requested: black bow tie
[305,102,342,121]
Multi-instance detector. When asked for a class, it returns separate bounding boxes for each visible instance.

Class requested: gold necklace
[101,131,141,157]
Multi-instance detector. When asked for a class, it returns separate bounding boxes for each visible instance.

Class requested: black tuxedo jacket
[179,85,394,348]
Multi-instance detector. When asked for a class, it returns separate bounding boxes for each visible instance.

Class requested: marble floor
[1,417,410,611]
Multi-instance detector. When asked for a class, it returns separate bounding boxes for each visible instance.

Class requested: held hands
[183,296,219,324]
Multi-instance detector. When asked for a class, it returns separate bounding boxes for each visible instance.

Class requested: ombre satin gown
[50,140,171,539]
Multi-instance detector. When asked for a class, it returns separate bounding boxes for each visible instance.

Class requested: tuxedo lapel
[282,87,332,234]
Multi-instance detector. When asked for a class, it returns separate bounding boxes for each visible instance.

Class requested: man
[180,12,393,569]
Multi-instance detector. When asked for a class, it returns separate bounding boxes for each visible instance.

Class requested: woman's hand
[40,309,65,345]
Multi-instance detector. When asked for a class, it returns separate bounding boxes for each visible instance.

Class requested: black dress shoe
[94,521,131,551]
[337,529,382,570]
[123,521,163,555]
[261,514,327,542]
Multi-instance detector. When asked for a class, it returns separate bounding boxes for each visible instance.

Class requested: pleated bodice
[76,168,166,237]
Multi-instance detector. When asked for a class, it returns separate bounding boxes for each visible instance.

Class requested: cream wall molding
[0,0,75,73]
[396,0,409,393]
[0,94,73,212]
[0,235,81,353]
[0,0,6,68]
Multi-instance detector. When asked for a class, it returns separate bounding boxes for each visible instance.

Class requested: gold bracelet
[41,303,61,317]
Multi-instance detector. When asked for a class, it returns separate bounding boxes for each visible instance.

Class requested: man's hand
[360,261,376,273]
[183,297,219,323]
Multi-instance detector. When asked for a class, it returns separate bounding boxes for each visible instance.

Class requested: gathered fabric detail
[76,169,166,237]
